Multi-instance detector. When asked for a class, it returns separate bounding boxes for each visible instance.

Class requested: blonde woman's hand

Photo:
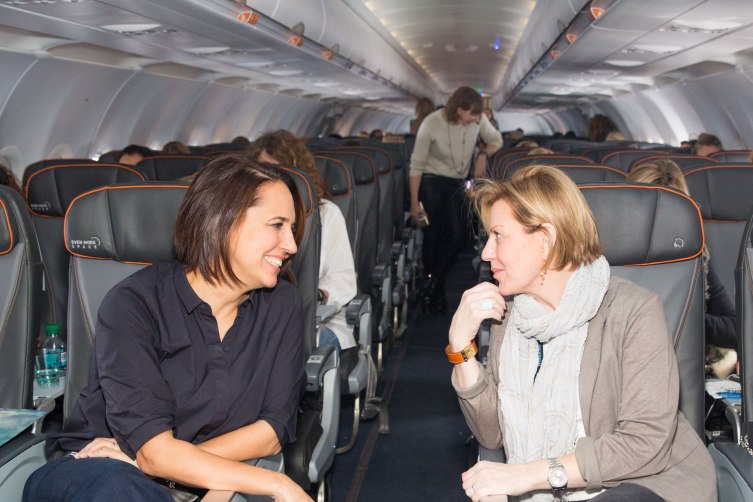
[449,282,505,351]
[74,437,137,468]
[462,461,533,501]
[272,475,314,502]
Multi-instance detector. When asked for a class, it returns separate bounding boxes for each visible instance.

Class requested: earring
[539,270,546,286]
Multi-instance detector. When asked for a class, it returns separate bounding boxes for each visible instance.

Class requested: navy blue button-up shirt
[52,262,305,458]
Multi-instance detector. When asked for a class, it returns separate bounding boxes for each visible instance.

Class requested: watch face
[549,467,568,488]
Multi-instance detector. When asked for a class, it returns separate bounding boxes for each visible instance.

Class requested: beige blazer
[453,276,716,502]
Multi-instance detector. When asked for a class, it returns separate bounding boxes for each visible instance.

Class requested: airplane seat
[503,163,627,182]
[600,149,668,172]
[500,155,593,180]
[488,149,526,179]
[707,204,753,502]
[21,158,106,189]
[63,181,337,499]
[710,150,753,163]
[0,185,48,502]
[642,154,718,172]
[270,165,340,496]
[685,164,753,298]
[313,155,383,454]
[96,151,122,164]
[580,183,706,437]
[573,145,624,162]
[23,163,145,337]
[133,155,210,181]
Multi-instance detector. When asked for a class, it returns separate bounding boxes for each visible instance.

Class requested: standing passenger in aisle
[409,86,502,314]
[24,156,313,501]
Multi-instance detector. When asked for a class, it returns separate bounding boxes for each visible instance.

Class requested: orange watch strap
[445,340,478,364]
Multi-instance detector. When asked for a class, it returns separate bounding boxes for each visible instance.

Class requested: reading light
[236,11,259,25]
[322,50,334,60]
[288,35,304,47]
[550,49,561,59]
[589,7,606,20]
[566,33,577,44]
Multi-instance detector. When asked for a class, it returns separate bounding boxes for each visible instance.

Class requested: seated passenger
[162,140,190,154]
[450,165,716,501]
[693,133,722,157]
[527,147,554,155]
[118,144,153,165]
[411,96,436,135]
[370,129,384,139]
[230,135,251,149]
[628,159,737,378]
[0,160,21,193]
[24,156,312,501]
[248,130,357,351]
[587,114,617,142]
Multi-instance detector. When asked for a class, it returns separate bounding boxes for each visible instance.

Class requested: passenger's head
[445,86,483,125]
[247,129,327,203]
[0,160,21,193]
[162,140,190,155]
[587,114,616,142]
[473,165,603,296]
[627,159,689,195]
[370,129,384,139]
[605,130,625,141]
[230,136,251,147]
[680,140,696,151]
[173,154,304,289]
[516,140,539,149]
[415,97,435,118]
[118,144,153,165]
[693,133,722,157]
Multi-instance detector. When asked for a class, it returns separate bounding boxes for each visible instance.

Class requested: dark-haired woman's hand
[448,282,505,353]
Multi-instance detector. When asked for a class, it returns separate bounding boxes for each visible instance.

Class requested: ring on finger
[479,299,493,311]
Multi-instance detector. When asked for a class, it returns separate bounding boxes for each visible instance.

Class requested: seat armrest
[316,304,338,324]
[390,241,403,261]
[372,263,389,288]
[305,345,339,392]
[345,294,371,326]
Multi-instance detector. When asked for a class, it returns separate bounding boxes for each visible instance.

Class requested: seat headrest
[135,155,209,181]
[26,164,144,216]
[580,183,703,266]
[0,190,18,255]
[275,165,315,216]
[315,158,352,197]
[316,153,375,185]
[65,183,188,264]
[684,165,753,221]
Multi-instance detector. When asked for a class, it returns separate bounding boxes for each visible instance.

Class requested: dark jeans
[23,455,173,502]
[589,483,665,501]
[419,174,467,288]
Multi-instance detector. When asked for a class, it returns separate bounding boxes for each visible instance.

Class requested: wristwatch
[547,457,568,501]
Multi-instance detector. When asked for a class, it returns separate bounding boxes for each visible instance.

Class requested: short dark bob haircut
[444,86,483,123]
[173,154,305,287]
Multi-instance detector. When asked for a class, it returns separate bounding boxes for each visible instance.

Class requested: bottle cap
[45,323,61,335]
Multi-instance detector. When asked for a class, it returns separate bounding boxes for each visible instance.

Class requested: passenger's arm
[137,431,310,500]
[196,419,280,460]
[409,174,424,223]
[575,293,678,488]
[409,118,432,222]
[318,202,357,310]
[478,115,503,153]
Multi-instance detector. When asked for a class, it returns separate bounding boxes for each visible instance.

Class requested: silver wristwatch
[547,457,568,501]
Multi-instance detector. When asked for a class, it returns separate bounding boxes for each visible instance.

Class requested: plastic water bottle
[42,323,66,374]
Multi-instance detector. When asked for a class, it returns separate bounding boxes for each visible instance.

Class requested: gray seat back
[736,208,753,422]
[134,155,210,181]
[581,183,705,437]
[710,151,752,163]
[314,156,357,255]
[505,163,626,182]
[22,158,104,188]
[314,151,378,297]
[601,149,667,172]
[63,182,188,420]
[685,164,753,298]
[502,155,592,180]
[638,155,716,172]
[0,186,45,409]
[23,163,145,334]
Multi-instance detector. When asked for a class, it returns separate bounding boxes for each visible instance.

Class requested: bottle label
[44,351,60,369]
[59,352,68,369]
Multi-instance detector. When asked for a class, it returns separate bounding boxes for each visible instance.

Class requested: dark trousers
[590,482,665,501]
[23,456,173,502]
[419,174,467,287]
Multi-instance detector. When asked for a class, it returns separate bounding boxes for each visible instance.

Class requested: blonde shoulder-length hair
[472,164,603,271]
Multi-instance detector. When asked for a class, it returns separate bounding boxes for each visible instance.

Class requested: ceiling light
[185,46,229,55]
[101,23,161,33]
[629,44,682,54]
[266,68,304,76]
[343,89,364,95]
[314,81,340,88]
[236,11,259,25]
[604,59,645,67]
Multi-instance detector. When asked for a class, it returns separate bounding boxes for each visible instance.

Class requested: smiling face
[227,181,297,290]
[481,199,549,297]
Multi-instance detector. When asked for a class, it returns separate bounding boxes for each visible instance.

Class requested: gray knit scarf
[498,256,610,502]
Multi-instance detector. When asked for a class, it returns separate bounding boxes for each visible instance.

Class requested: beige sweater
[453,276,716,502]
[409,109,502,179]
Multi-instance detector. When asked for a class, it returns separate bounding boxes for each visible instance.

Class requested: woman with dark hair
[409,86,503,314]
[450,165,715,502]
[587,114,617,142]
[248,130,357,351]
[24,155,313,501]
[0,160,21,193]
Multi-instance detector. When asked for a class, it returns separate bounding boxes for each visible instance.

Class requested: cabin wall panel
[0,55,128,171]
[93,73,208,153]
